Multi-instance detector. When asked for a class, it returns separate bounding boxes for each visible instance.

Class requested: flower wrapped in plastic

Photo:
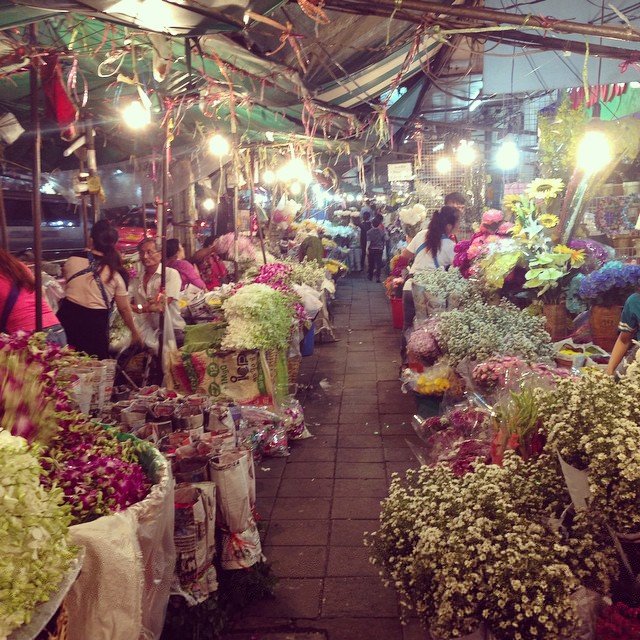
[401,360,453,397]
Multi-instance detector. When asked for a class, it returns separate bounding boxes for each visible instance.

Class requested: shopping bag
[220,521,264,570]
[173,482,218,604]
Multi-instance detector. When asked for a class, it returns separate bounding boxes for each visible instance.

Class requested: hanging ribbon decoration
[297,0,330,25]
[245,10,308,73]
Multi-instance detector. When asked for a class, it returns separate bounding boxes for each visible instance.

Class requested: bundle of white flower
[539,370,640,534]
[0,431,75,637]
[283,258,325,290]
[367,453,618,639]
[412,268,482,310]
[434,300,554,366]
[398,203,428,228]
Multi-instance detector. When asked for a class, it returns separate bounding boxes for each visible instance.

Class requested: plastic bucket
[390,296,404,330]
[300,324,315,357]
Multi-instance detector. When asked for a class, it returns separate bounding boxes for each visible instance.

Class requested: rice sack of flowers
[0,340,174,640]
[367,452,618,640]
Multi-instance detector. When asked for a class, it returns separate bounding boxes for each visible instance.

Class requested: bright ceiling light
[346,194,356,203]
[356,194,363,202]
[208,133,230,156]
[277,157,312,184]
[122,100,151,129]
[435,157,453,174]
[576,130,612,175]
[495,138,520,171]
[289,181,302,195]
[262,169,276,184]
[202,198,215,211]
[456,140,477,166]
[107,0,174,33]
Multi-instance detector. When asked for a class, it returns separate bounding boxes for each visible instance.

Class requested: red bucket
[390,296,404,330]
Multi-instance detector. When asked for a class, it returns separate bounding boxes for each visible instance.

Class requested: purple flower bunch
[40,421,151,523]
[578,260,640,305]
[407,319,441,364]
[567,239,610,270]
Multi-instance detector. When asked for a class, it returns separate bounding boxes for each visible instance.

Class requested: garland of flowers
[0,431,75,638]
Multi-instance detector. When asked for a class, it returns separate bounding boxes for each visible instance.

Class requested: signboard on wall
[387,162,413,182]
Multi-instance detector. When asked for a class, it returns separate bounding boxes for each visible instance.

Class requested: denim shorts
[44,323,68,347]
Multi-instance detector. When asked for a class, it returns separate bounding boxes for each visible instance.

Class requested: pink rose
[497,222,514,235]
[481,209,504,225]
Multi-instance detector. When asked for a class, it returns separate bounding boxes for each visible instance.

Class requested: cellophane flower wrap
[40,421,152,524]
[222,283,296,351]
[578,260,640,306]
[366,452,617,639]
[0,431,75,638]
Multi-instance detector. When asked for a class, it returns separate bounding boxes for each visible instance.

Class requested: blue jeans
[44,324,68,347]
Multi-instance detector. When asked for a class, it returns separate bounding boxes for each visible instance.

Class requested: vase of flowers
[578,261,640,351]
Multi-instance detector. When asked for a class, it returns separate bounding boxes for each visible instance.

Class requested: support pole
[30,24,43,331]
[86,120,100,222]
[250,149,268,264]
[79,158,90,248]
[323,0,640,43]
[157,116,171,376]
[0,178,8,251]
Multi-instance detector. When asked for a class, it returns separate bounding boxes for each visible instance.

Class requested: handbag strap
[0,283,20,333]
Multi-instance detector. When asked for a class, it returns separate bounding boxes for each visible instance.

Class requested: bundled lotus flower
[40,421,152,524]
[578,260,640,306]
[222,283,297,351]
[0,431,75,638]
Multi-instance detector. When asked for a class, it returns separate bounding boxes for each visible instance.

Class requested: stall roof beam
[323,0,640,44]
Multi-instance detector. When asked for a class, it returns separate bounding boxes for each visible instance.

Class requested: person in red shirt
[0,248,66,345]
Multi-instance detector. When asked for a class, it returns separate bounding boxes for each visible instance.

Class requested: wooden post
[30,24,43,331]
[0,178,8,251]
[250,149,267,263]
[157,117,171,373]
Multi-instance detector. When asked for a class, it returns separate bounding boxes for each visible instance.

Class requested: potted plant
[578,261,640,351]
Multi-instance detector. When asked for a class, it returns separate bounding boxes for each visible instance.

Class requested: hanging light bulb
[289,181,302,195]
[346,193,355,203]
[208,133,230,156]
[456,140,477,166]
[202,198,215,211]
[576,130,612,175]
[262,169,276,185]
[277,157,312,184]
[495,137,520,171]
[435,157,453,174]
[122,100,151,129]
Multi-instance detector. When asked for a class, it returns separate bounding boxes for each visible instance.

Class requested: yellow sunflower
[538,214,560,229]
[503,194,523,213]
[554,244,585,268]
[510,222,523,236]
[525,178,565,201]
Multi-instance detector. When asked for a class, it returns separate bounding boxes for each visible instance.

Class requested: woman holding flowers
[400,206,459,359]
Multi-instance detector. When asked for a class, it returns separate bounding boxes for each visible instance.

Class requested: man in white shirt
[130,237,185,350]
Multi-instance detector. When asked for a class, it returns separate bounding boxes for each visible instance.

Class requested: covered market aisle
[223,274,423,640]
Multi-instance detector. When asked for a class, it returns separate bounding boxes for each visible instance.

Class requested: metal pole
[323,0,640,43]
[157,117,170,374]
[250,149,267,264]
[30,24,43,331]
[86,120,100,222]
[0,178,8,251]
[79,158,90,247]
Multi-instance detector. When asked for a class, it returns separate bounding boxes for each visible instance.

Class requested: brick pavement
[223,275,427,640]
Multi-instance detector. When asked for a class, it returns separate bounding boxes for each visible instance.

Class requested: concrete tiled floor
[224,276,425,640]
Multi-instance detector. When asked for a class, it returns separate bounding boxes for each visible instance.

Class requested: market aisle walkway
[224,275,426,640]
